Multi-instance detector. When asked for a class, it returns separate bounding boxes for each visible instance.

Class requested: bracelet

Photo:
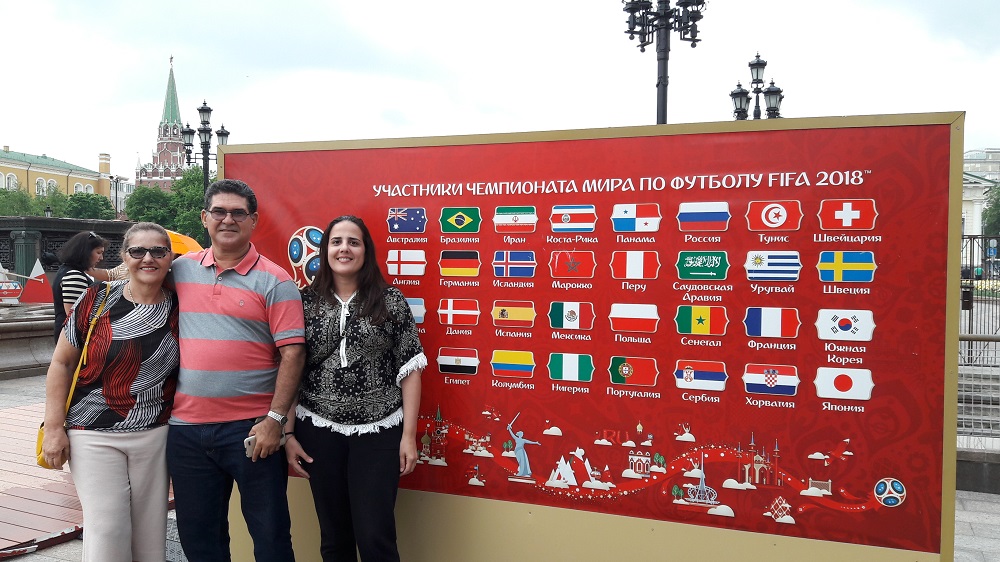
[284,431,294,436]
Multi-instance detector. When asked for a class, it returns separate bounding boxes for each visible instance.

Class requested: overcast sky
[1,0,997,179]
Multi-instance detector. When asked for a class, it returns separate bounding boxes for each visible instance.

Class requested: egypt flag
[818,199,878,230]
[491,350,535,378]
[745,200,803,231]
[491,300,536,328]
[437,347,479,375]
[609,251,660,280]
[386,250,426,276]
[405,298,426,324]
[814,368,874,400]
[549,205,597,232]
[609,356,659,386]
[492,251,536,278]
[742,364,800,396]
[817,251,877,282]
[547,301,596,330]
[611,203,662,232]
[674,306,728,336]
[609,303,659,333]
[676,202,731,231]
[439,250,480,277]
[815,309,875,341]
[548,251,597,278]
[548,353,595,382]
[493,206,538,233]
[437,299,480,325]
[673,360,728,391]
[743,307,800,338]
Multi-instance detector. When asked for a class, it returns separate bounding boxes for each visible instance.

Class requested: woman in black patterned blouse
[286,215,425,562]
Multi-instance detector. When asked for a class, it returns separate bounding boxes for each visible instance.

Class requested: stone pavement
[3,373,1000,561]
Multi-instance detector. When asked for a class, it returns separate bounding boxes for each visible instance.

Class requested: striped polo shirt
[169,244,305,424]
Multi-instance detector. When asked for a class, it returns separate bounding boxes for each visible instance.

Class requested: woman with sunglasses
[51,230,112,342]
[42,222,180,562]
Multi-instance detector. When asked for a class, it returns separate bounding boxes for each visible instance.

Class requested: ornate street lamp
[731,53,784,120]
[183,101,231,193]
[44,205,53,218]
[623,0,707,124]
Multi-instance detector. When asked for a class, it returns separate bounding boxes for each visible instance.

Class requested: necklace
[126,283,169,331]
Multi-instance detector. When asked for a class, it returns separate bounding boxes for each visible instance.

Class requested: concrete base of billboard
[957,451,1000,494]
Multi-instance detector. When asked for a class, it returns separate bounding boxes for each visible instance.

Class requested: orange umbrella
[166,230,203,255]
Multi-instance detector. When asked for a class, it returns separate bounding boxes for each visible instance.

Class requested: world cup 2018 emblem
[287,226,323,289]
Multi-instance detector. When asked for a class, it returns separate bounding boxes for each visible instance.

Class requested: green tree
[66,193,116,220]
[34,188,70,217]
[169,167,211,246]
[984,186,1000,237]
[126,185,174,227]
[671,484,683,500]
[0,184,35,217]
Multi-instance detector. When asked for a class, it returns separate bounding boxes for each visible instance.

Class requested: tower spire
[161,61,182,127]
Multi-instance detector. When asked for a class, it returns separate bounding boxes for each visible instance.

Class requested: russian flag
[676,202,731,232]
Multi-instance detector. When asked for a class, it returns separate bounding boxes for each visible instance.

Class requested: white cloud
[543,426,563,436]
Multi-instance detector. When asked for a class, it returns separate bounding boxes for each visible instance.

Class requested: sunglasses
[206,208,251,222]
[126,246,170,259]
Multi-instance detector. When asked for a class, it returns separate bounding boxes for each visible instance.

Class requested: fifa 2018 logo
[287,226,323,289]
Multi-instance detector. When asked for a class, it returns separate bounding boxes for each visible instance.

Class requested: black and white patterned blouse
[297,285,426,435]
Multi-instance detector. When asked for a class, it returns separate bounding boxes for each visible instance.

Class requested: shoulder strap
[63,282,111,413]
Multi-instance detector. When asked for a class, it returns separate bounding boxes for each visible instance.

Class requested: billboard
[221,113,961,558]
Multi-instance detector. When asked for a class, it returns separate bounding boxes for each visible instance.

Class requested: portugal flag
[608,356,659,386]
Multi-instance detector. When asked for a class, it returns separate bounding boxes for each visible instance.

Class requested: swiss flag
[745,200,803,231]
[817,199,878,230]
[548,251,596,278]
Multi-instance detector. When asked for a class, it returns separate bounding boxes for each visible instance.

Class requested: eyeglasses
[206,208,251,222]
[126,246,170,259]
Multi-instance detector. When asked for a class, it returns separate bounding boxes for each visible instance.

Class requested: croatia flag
[608,303,659,333]
[549,205,597,232]
[743,307,800,338]
[437,299,480,325]
[609,251,661,280]
[676,202,731,231]
[673,360,728,391]
[611,203,662,232]
[742,363,800,396]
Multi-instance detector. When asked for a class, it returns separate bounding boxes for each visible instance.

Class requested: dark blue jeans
[167,420,294,562]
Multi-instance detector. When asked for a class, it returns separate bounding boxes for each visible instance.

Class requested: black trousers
[298,417,403,562]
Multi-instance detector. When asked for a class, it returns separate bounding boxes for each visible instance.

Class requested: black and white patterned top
[297,285,426,435]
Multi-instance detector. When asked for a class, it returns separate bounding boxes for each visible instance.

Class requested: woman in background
[51,231,107,341]
[42,222,179,562]
[285,215,424,561]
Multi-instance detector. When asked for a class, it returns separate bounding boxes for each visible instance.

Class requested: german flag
[439,250,480,277]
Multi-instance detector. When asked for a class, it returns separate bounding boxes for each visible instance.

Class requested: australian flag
[386,207,427,233]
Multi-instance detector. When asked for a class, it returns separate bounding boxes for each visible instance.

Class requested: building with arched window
[0,146,105,200]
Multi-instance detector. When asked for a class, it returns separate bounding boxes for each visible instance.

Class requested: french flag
[743,307,800,338]
[676,202,731,232]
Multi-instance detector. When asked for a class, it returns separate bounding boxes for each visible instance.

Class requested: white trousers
[68,425,169,562]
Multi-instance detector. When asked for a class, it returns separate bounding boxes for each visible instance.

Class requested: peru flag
[818,199,878,230]
[548,251,597,278]
[609,251,661,280]
[743,307,800,338]
[745,200,804,231]
[608,303,659,333]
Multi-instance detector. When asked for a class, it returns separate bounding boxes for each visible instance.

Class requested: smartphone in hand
[244,433,288,458]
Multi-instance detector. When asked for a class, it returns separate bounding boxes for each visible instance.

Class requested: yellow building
[0,146,112,199]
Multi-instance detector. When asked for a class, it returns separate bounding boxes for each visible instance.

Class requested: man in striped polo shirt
[166,179,305,562]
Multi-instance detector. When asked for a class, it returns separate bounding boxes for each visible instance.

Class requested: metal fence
[958,235,1000,452]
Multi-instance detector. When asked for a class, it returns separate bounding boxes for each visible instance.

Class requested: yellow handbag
[36,283,110,469]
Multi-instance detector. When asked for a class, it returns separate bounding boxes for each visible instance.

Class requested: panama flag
[743,364,800,396]
[673,360,728,391]
[405,298,426,324]
[548,353,595,382]
[744,251,802,281]
[815,309,876,341]
[817,251,877,282]
[493,206,538,233]
[386,207,427,233]
[676,202,731,231]
[386,250,426,276]
[437,299,480,325]
[437,347,479,375]
[609,303,660,333]
[818,199,878,230]
[743,307,800,338]
[491,300,536,328]
[674,305,728,336]
[492,251,536,278]
[609,356,659,386]
[609,251,661,280]
[547,301,596,330]
[815,368,874,400]
[548,251,597,278]
[745,200,804,231]
[491,350,535,378]
[611,203,662,232]
[439,250,481,277]
[549,205,597,232]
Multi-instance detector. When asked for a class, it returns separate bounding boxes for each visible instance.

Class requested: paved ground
[4,373,1000,561]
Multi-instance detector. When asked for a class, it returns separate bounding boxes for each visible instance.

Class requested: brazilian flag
[439,207,482,233]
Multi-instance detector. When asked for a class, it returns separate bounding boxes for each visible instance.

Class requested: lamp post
[622,0,707,125]
[182,101,230,192]
[109,175,123,215]
[730,53,784,120]
[44,206,52,218]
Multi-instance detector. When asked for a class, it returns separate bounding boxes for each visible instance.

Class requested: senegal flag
[674,305,728,336]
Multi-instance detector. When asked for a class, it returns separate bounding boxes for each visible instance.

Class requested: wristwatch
[266,410,288,426]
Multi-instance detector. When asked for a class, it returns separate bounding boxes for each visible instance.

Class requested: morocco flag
[548,251,596,278]
[608,356,659,386]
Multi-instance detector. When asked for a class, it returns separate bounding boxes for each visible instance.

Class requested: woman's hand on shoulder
[285,435,313,478]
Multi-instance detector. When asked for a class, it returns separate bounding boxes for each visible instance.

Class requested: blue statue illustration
[507,413,540,478]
